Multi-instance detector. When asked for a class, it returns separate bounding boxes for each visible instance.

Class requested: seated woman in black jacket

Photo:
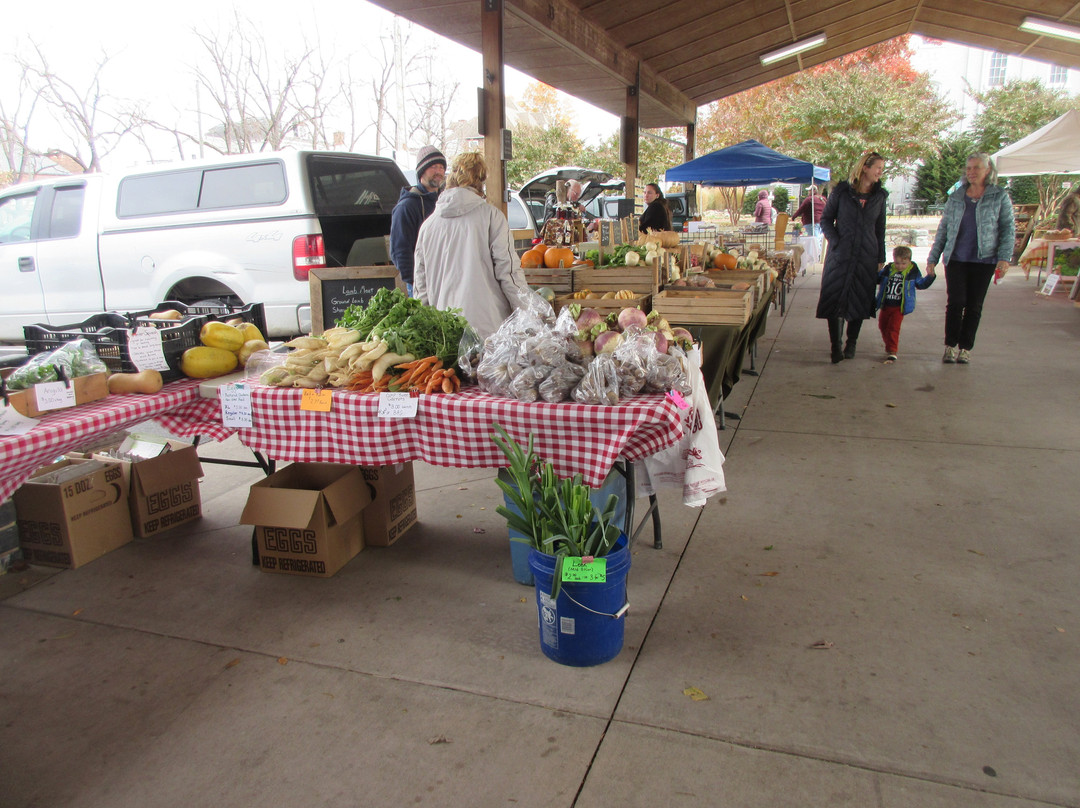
[638,183,672,233]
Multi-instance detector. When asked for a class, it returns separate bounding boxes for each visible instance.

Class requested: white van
[0,151,408,339]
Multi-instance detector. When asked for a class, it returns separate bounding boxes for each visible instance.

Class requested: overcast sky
[2,0,618,168]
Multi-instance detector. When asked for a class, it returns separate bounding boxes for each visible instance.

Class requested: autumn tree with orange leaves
[697,36,955,185]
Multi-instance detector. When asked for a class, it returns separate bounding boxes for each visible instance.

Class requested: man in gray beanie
[391,145,446,291]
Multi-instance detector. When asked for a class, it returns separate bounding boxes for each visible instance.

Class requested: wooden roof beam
[507,0,697,125]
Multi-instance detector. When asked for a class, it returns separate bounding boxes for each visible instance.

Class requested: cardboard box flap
[133,445,203,493]
[322,469,372,527]
[240,487,324,529]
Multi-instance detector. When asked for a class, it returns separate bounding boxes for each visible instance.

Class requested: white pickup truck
[0,150,408,340]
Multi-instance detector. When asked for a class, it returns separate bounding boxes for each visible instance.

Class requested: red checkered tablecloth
[0,378,205,503]
[201,385,683,488]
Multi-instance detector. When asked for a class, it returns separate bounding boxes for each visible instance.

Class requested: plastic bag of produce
[635,346,725,507]
[643,345,691,396]
[572,353,620,405]
[612,328,652,399]
[456,324,483,383]
[5,339,107,390]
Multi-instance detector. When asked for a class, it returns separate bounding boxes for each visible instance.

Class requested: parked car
[513,167,623,237]
[0,150,409,340]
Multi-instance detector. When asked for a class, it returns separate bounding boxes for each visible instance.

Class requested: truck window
[118,170,201,217]
[199,162,287,209]
[0,191,37,242]
[308,158,402,216]
[47,186,86,239]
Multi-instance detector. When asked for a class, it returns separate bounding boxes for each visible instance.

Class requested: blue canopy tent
[664,139,830,186]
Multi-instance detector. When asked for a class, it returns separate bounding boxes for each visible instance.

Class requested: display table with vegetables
[0,377,212,503]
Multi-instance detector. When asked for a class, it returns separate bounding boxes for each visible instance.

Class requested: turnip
[617,307,648,332]
[594,330,623,353]
[671,327,694,350]
[575,307,603,333]
[651,330,669,354]
[573,334,595,357]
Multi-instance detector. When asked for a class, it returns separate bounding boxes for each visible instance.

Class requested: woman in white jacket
[414,152,532,340]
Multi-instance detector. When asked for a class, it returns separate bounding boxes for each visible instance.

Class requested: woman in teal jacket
[926,153,1014,364]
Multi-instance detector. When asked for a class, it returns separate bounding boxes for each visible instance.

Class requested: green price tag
[561,556,607,583]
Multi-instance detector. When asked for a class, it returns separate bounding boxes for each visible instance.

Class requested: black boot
[828,318,844,363]
[843,319,862,359]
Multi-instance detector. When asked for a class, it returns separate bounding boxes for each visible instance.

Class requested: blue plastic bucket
[499,467,628,587]
[528,534,630,666]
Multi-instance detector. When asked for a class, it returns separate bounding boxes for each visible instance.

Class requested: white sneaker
[957,349,971,364]
[942,346,958,363]
[886,353,897,361]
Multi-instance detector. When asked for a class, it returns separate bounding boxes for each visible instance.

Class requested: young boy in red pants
[875,245,935,361]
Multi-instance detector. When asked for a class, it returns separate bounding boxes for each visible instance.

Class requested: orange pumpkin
[713,253,738,270]
[533,243,549,257]
[544,247,575,268]
[521,249,544,268]
[571,258,594,267]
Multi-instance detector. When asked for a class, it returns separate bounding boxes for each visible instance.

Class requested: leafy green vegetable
[6,339,107,390]
[335,287,408,337]
[600,244,648,267]
[492,424,622,599]
[334,287,469,364]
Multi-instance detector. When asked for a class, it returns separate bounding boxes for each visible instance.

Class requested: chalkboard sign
[598,219,619,247]
[309,267,405,334]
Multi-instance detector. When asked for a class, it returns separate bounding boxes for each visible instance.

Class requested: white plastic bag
[636,346,726,507]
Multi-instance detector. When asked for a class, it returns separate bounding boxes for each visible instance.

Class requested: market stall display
[0,377,210,503]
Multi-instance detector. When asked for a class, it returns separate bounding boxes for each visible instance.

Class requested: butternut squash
[107,369,164,395]
[149,309,182,320]
[199,321,245,352]
[181,346,239,378]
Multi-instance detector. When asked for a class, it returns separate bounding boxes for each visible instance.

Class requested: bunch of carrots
[347,355,461,394]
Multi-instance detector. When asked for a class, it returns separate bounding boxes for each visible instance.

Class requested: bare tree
[408,52,460,155]
[191,12,315,154]
[367,28,407,158]
[0,62,40,183]
[15,42,140,173]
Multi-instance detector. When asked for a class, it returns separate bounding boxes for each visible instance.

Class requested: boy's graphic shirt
[882,270,906,306]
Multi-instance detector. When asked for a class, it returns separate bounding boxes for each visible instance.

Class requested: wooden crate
[524,267,574,294]
[651,288,754,327]
[572,263,659,295]
[554,293,651,316]
[703,269,770,305]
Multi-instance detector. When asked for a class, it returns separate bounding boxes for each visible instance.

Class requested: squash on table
[107,369,164,395]
[713,253,738,270]
[199,321,245,352]
[181,346,239,379]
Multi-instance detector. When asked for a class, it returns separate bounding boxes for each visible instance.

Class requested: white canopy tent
[994,109,1080,176]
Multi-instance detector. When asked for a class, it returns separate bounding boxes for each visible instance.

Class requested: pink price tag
[666,390,690,410]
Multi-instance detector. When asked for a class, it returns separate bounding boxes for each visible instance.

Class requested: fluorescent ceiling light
[760,33,827,66]
[1019,17,1080,43]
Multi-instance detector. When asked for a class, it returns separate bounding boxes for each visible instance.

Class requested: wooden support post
[481,0,507,214]
[684,122,697,218]
[622,71,639,203]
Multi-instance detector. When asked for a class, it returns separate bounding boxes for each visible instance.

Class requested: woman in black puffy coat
[816,150,888,363]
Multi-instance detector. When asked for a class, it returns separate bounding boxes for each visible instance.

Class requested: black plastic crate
[131,301,267,339]
[23,317,201,382]
[23,303,266,383]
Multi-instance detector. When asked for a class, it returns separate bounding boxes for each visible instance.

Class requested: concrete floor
[2,264,1078,808]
